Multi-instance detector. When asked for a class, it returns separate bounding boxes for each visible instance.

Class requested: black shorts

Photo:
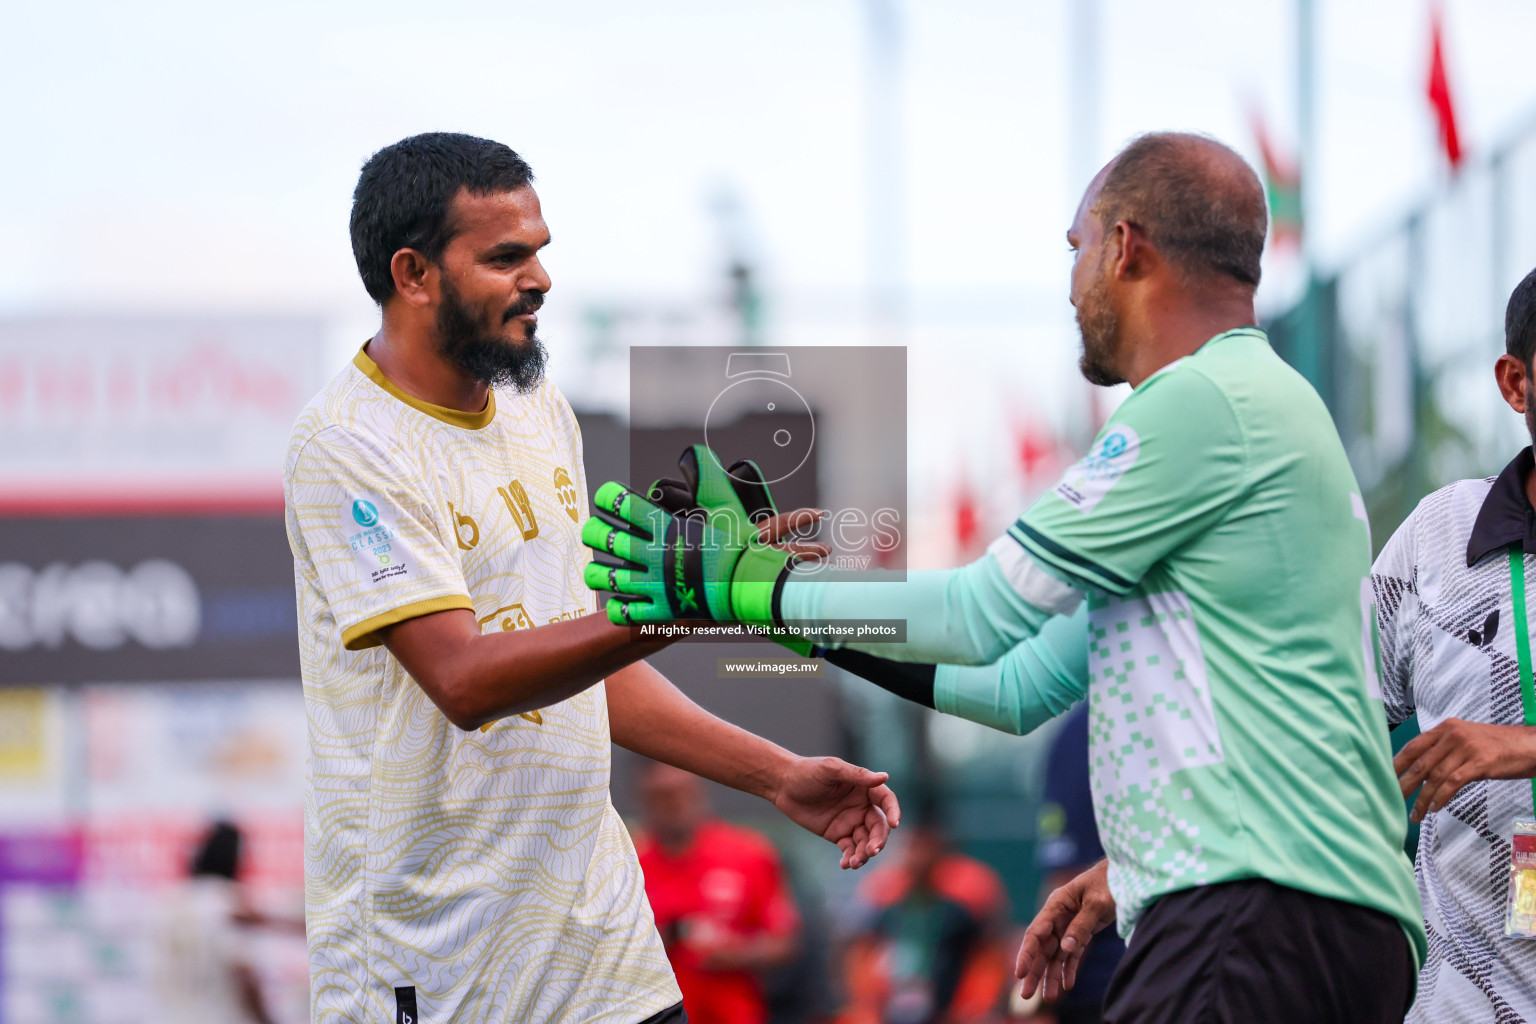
[1103,878,1414,1024]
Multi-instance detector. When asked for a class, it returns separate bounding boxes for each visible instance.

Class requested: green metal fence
[1268,112,1536,550]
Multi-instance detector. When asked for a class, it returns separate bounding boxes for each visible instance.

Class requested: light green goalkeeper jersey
[784,328,1425,961]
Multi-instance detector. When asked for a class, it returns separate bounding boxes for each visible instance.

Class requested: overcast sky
[5,0,1534,549]
[5,0,1532,314]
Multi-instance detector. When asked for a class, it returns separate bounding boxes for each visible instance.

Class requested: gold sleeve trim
[353,347,496,430]
[341,595,476,651]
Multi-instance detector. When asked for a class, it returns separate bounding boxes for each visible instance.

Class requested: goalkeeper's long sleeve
[823,604,1090,735]
[933,605,1088,733]
[779,546,1077,665]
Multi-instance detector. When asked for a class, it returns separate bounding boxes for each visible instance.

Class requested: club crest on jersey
[1054,426,1140,514]
[553,467,582,522]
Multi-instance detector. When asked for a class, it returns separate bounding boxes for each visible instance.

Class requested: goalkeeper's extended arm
[776,537,1084,665]
[820,605,1089,735]
[583,445,1086,664]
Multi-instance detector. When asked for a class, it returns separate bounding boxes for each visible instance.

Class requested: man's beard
[1076,268,1124,388]
[436,278,548,394]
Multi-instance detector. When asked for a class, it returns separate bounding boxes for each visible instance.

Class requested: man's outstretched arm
[383,610,668,730]
[781,547,1077,666]
[292,428,675,731]
[580,446,1069,665]
[589,370,1246,668]
[606,659,900,870]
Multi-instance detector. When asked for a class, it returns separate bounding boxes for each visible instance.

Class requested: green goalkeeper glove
[642,452,817,656]
[582,445,797,626]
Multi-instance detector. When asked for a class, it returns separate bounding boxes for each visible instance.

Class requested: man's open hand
[1395,718,1536,822]
[1016,859,1115,1003]
[769,756,900,869]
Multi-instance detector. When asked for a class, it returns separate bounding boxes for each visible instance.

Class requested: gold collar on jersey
[354,347,497,430]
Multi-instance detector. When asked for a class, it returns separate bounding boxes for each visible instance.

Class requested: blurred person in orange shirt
[844,821,1011,1024]
[636,763,802,1024]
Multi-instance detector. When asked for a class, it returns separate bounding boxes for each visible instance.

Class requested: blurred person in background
[760,869,840,1024]
[635,762,801,1024]
[153,820,275,1024]
[1367,266,1536,1021]
[843,819,1009,1024]
[1030,704,1124,1024]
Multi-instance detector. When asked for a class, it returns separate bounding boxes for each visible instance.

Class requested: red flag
[1248,107,1303,249]
[1426,5,1463,170]
[1012,417,1057,480]
[953,477,979,554]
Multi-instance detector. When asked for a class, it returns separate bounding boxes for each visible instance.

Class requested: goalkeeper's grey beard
[1076,270,1125,388]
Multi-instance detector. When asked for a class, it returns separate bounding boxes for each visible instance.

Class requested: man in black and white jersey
[1375,266,1536,1021]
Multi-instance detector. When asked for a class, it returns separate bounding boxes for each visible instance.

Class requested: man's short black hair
[350,132,534,304]
[1095,132,1268,287]
[1505,266,1536,370]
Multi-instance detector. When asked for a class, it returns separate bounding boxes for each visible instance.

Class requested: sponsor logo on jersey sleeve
[1054,426,1141,514]
[344,497,416,585]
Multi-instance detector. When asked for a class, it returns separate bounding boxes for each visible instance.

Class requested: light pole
[864,0,905,346]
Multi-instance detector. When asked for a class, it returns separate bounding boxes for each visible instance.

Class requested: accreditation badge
[1508,820,1536,939]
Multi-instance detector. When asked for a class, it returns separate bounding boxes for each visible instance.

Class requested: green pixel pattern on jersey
[1088,592,1224,913]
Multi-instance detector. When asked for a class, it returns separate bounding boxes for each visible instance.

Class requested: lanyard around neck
[1505,546,1536,815]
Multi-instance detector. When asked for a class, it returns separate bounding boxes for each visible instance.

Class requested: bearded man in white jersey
[282,132,899,1024]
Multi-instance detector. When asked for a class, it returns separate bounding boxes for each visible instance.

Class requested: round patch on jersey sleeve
[342,496,417,586]
[1053,425,1141,514]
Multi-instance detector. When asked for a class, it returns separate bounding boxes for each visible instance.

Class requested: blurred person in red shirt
[636,763,802,1024]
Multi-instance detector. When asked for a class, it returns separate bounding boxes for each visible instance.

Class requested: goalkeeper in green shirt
[584,132,1423,1024]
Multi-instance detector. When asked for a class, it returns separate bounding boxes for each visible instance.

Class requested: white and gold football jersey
[283,348,679,1024]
